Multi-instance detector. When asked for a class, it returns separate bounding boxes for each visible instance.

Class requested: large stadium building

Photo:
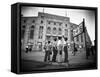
[21,12,92,51]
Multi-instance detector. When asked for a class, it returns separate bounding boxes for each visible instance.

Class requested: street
[21,49,96,72]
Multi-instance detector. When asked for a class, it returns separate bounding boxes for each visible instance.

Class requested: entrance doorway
[38,42,42,51]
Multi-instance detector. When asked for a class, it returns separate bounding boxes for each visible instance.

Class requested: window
[32,20,35,23]
[47,27,51,30]
[22,25,26,29]
[29,25,35,39]
[65,29,68,36]
[47,27,51,34]
[76,36,79,42]
[53,27,57,34]
[58,28,62,35]
[38,26,44,39]
[71,25,73,28]
[59,23,62,26]
[54,22,56,25]
[46,36,51,41]
[48,21,50,24]
[65,24,67,27]
[31,25,34,29]
[30,29,34,39]
[53,27,56,30]
[23,20,26,23]
[41,20,43,24]
[41,15,44,18]
[59,28,62,31]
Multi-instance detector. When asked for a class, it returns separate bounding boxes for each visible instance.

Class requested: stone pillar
[42,18,47,49]
[68,23,71,43]
[82,32,86,48]
[67,23,71,51]
[23,22,31,50]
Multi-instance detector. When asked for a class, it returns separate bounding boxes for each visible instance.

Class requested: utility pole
[83,18,88,59]
[43,8,44,13]
[65,10,67,17]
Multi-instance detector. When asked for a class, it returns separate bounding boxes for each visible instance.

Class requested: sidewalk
[21,49,96,71]
[21,49,95,66]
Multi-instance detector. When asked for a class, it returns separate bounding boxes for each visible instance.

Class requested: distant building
[21,12,92,51]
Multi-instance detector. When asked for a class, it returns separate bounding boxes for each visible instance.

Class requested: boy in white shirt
[57,37,63,63]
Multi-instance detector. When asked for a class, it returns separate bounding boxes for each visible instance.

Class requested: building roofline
[38,12,70,21]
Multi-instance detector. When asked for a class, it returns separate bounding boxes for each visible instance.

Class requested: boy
[44,41,52,63]
[52,38,58,62]
[57,37,63,63]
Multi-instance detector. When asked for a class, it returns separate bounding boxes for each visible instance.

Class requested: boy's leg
[64,51,68,62]
[54,50,58,62]
[64,46,68,62]
[48,51,50,62]
[44,51,47,62]
[52,49,57,62]
[59,50,62,62]
[52,51,55,62]
[52,47,54,62]
[26,48,28,53]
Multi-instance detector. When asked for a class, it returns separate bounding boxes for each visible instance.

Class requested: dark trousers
[44,50,50,62]
[26,48,31,53]
[64,46,68,62]
[52,47,58,62]
[26,48,28,53]
[73,47,77,56]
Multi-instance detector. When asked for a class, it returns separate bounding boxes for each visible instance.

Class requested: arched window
[22,25,26,29]
[54,22,56,25]
[59,23,62,26]
[76,36,79,42]
[41,15,44,18]
[38,26,44,39]
[41,20,43,24]
[53,27,56,34]
[32,20,35,23]
[47,27,51,34]
[58,28,62,35]
[65,29,68,36]
[59,28,62,31]
[23,20,26,23]
[65,24,67,27]
[31,25,34,29]
[48,21,51,24]
[46,36,51,41]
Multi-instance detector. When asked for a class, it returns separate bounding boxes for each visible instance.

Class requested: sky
[21,7,95,44]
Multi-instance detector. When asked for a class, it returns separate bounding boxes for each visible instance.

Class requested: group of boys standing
[44,36,69,65]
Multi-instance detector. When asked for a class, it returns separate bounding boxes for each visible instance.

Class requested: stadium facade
[21,12,92,51]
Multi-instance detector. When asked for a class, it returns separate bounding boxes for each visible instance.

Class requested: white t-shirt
[57,40,62,46]
[26,45,28,48]
[57,40,63,51]
[62,38,66,45]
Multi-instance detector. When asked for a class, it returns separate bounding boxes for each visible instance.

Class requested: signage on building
[73,22,84,37]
